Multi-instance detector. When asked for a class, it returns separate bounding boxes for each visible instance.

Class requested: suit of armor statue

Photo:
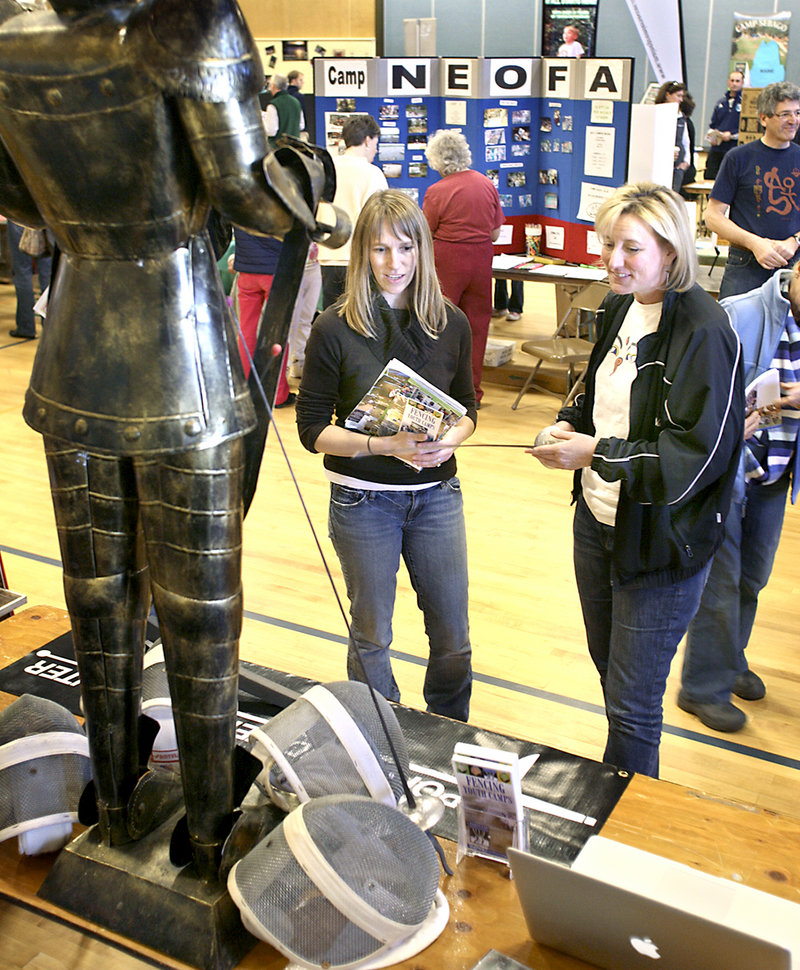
[0,0,327,881]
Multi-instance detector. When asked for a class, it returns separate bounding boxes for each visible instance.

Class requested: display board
[312,56,633,264]
[738,87,763,147]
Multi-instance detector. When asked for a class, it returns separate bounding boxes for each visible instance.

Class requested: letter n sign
[387,59,432,96]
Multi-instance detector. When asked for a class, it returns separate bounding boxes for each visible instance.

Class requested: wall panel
[238,0,375,40]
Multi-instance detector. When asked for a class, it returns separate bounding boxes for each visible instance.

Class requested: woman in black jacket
[530,182,743,777]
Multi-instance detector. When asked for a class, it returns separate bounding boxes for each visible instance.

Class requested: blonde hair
[594,181,697,292]
[340,190,449,339]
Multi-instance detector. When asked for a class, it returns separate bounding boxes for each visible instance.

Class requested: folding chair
[511,280,609,410]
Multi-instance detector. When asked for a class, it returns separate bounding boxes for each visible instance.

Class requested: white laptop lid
[508,839,796,970]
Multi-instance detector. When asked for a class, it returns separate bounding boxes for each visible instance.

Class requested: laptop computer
[508,836,799,970]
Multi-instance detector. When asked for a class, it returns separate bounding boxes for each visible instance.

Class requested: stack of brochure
[452,741,537,865]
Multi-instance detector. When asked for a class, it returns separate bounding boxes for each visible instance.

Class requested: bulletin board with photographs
[536,102,576,218]
[314,94,445,202]
[541,0,599,59]
[312,56,631,264]
[476,105,535,215]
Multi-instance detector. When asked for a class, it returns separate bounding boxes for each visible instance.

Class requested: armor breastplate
[23,236,255,454]
[0,3,258,454]
[0,7,204,257]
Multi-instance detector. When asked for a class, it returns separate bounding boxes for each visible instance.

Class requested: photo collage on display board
[483,106,535,212]
[372,100,429,198]
[537,104,572,215]
[312,56,632,263]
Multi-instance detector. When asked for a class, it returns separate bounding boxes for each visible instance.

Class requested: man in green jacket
[264,73,302,147]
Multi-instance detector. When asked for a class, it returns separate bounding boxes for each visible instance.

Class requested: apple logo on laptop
[630,936,661,960]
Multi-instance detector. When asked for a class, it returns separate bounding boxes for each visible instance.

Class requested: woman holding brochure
[296,189,477,721]
[528,182,743,778]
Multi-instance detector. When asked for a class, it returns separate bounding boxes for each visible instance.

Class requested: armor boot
[137,439,244,882]
[45,438,150,845]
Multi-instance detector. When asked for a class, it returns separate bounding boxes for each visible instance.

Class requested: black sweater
[296,299,477,487]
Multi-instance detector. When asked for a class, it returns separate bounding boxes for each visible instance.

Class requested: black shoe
[9,328,36,339]
[677,690,746,732]
[274,392,296,409]
[733,670,766,701]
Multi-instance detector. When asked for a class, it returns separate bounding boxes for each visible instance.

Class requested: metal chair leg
[512,359,544,410]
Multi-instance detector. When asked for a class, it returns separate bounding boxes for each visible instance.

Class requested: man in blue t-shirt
[706,81,800,300]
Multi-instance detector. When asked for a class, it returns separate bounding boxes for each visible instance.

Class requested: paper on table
[492,253,529,269]
[563,265,607,279]
[528,264,571,276]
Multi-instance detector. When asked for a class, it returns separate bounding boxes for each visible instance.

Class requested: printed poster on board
[731,12,791,87]
[542,0,599,59]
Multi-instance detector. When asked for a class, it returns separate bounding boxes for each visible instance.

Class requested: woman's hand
[526,426,598,470]
[376,415,475,468]
[375,431,439,465]
[383,431,459,468]
[410,439,458,467]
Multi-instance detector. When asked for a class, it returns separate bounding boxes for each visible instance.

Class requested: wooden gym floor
[1,278,799,819]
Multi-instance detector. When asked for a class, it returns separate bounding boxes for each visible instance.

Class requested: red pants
[433,239,493,402]
[236,271,290,404]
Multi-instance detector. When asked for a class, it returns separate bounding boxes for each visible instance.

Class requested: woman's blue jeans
[573,496,710,777]
[328,478,472,722]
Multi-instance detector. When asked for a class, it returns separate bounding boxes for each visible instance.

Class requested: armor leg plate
[136,439,244,880]
[44,437,150,845]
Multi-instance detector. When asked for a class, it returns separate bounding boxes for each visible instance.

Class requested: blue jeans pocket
[726,246,755,269]
[440,476,462,493]
[330,483,368,508]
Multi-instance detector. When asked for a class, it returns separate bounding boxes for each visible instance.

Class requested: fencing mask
[0,693,91,855]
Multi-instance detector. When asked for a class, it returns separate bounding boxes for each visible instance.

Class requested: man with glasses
[704,69,744,180]
[706,81,800,299]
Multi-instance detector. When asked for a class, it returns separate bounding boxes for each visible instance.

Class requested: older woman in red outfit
[424,130,504,405]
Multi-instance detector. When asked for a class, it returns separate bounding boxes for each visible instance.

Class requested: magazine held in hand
[745,368,782,430]
[452,742,537,865]
[345,358,467,470]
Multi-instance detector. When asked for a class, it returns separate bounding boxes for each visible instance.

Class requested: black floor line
[4,542,799,773]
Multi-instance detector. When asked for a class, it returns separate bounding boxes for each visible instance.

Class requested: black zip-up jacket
[557,285,744,586]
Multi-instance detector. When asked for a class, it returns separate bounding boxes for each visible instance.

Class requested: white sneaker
[506,311,522,322]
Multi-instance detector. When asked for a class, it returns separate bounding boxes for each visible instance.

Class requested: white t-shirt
[318,153,388,267]
[582,299,662,526]
[558,40,585,57]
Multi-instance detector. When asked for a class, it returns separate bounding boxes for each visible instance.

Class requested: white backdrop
[623,0,684,84]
